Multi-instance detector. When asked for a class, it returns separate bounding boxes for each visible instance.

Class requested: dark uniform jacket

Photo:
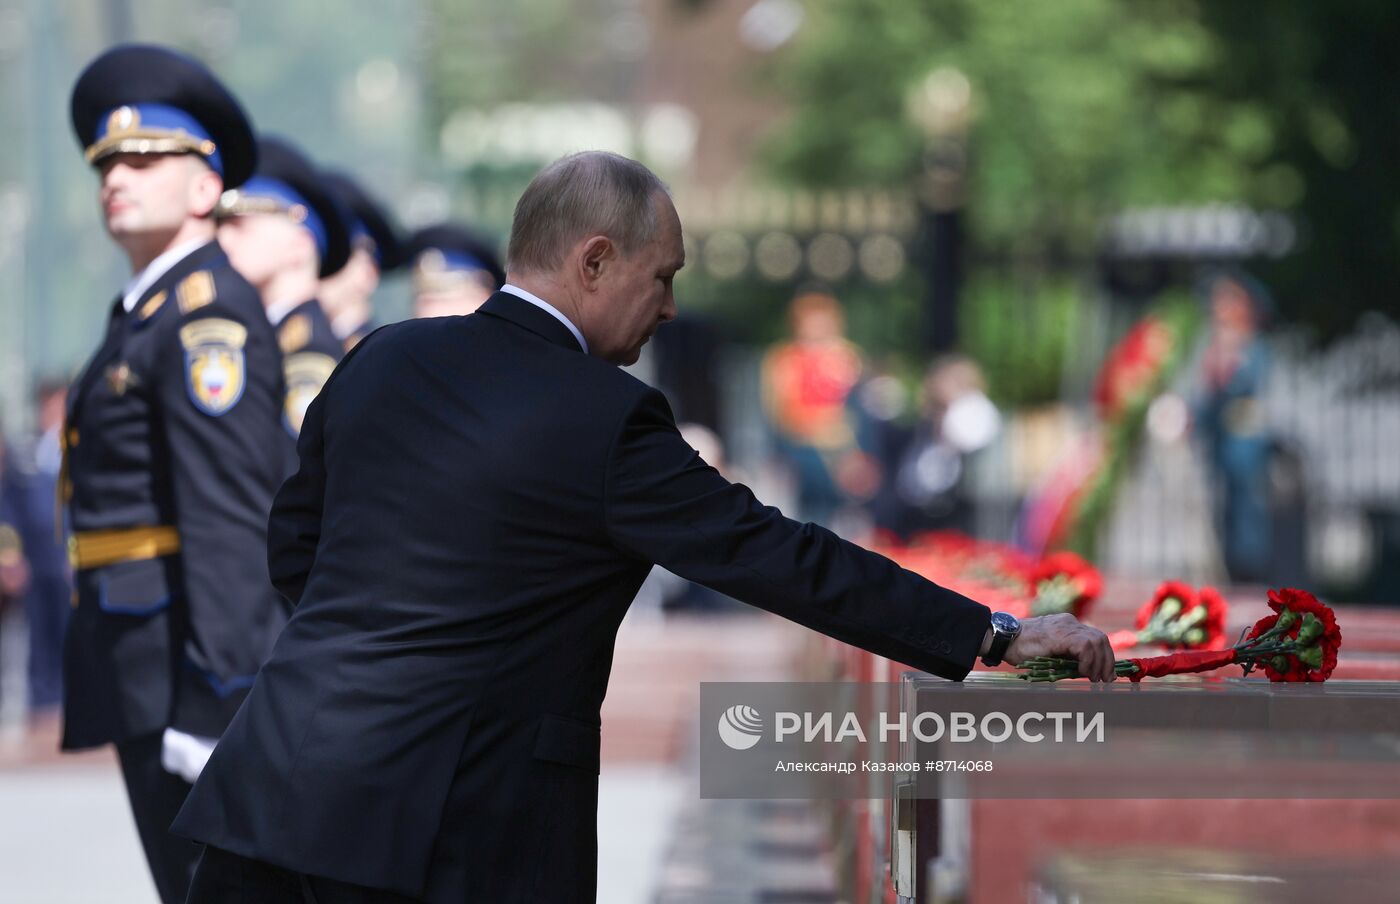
[62,239,288,749]
[274,298,342,473]
[173,291,991,901]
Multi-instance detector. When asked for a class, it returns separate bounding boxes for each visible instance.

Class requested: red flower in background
[1133,581,1196,630]
[1193,587,1230,650]
[1028,551,1103,619]
[1093,317,1174,421]
[872,531,1072,623]
[1124,582,1229,651]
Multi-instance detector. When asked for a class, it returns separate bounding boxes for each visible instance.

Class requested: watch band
[981,619,1017,667]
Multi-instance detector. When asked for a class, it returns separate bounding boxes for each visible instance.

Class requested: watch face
[991,611,1021,634]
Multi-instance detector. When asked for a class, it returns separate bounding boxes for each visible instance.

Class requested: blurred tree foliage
[764,0,1399,399]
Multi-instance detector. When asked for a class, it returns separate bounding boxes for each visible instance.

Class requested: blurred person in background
[761,287,876,527]
[65,44,290,904]
[869,355,1001,539]
[320,170,404,353]
[1194,270,1276,584]
[406,223,506,319]
[216,136,352,457]
[8,381,74,729]
[1,438,33,716]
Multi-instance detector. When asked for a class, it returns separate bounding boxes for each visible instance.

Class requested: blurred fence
[705,311,1400,604]
[967,313,1400,600]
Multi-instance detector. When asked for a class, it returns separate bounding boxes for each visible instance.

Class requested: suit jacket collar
[477,291,585,354]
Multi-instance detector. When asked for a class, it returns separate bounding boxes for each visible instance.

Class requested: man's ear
[189,163,224,219]
[577,235,615,290]
[290,226,320,274]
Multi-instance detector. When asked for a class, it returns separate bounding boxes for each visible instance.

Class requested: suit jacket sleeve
[604,388,991,679]
[157,290,284,722]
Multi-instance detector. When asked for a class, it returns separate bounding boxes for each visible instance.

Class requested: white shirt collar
[122,238,209,313]
[500,283,589,354]
[330,309,368,339]
[265,296,305,327]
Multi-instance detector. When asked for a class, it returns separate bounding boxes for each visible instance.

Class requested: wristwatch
[980,611,1022,667]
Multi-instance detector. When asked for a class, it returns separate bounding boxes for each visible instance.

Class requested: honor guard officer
[214,137,351,454]
[321,170,404,353]
[65,44,289,904]
[405,223,505,319]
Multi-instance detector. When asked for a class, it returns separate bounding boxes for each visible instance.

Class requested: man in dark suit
[65,44,289,904]
[175,151,1114,903]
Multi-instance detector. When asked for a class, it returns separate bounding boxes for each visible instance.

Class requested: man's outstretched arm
[604,388,1117,681]
[604,388,989,679]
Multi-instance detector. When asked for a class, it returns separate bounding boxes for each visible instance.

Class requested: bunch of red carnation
[1092,316,1174,422]
[1020,587,1342,683]
[870,532,1103,624]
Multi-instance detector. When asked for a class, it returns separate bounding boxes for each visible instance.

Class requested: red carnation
[1133,581,1196,631]
[1023,586,1341,684]
[1243,588,1342,682]
[1194,587,1230,650]
[1028,551,1103,619]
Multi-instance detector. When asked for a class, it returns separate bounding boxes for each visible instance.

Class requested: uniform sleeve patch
[177,271,217,314]
[180,318,248,416]
[282,352,337,436]
[278,314,312,354]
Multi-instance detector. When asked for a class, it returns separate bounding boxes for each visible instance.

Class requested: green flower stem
[1015,659,1142,681]
[1178,605,1207,629]
[1295,614,1324,646]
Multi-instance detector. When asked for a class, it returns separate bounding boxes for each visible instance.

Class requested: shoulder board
[177,271,217,315]
[279,314,312,355]
[138,290,168,321]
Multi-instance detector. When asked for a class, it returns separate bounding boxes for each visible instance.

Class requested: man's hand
[1005,613,1117,682]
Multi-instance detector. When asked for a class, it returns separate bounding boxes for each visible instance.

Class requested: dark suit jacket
[173,291,991,902]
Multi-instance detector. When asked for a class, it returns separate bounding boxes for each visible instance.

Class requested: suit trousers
[116,733,202,904]
[188,845,425,904]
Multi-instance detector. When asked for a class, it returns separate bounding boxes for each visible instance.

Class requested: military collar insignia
[278,313,312,354]
[134,289,168,326]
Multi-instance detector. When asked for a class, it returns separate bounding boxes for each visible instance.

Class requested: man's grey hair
[506,151,670,274]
